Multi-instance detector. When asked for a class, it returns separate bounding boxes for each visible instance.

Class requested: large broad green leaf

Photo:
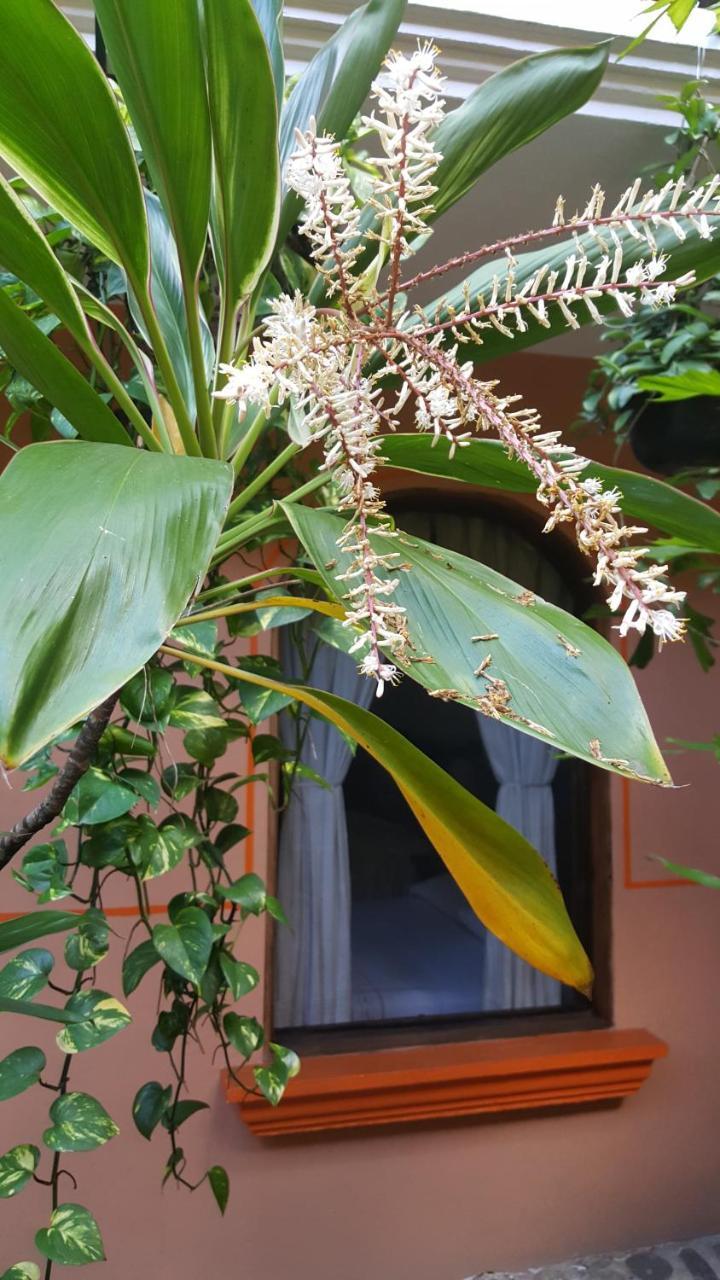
[0,1146,39,1199]
[43,1092,119,1153]
[0,289,129,446]
[381,435,720,553]
[161,644,592,991]
[0,176,89,346]
[251,0,284,106]
[203,0,280,307]
[277,0,406,241]
[95,0,211,280]
[284,504,670,784]
[426,216,720,364]
[36,1205,105,1267]
[431,43,609,224]
[0,913,79,956]
[128,193,215,424]
[0,1048,46,1101]
[0,442,231,768]
[0,0,148,284]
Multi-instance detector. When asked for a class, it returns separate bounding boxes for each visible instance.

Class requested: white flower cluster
[217,43,717,691]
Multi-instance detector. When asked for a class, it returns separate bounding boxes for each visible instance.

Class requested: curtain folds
[274,632,374,1028]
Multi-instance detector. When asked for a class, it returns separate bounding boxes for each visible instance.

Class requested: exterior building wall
[1,355,719,1280]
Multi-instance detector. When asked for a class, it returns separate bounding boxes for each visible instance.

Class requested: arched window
[274,497,609,1050]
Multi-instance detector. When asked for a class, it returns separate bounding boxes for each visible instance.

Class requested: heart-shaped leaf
[0,1264,40,1280]
[219,954,259,1001]
[122,939,161,997]
[36,1204,105,1267]
[285,503,669,784]
[132,1081,172,1140]
[0,1048,46,1101]
[0,442,231,769]
[0,1145,39,1198]
[43,1092,118,1153]
[63,769,137,827]
[153,908,213,987]
[56,991,131,1055]
[13,842,70,903]
[0,950,54,1000]
[222,1012,264,1058]
[64,911,109,972]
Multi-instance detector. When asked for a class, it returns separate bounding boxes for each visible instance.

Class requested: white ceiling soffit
[65,0,720,125]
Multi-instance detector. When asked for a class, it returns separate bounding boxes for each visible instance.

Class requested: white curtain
[477,717,560,1009]
[401,510,572,1011]
[274,633,374,1028]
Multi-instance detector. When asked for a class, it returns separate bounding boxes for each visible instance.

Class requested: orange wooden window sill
[225,1027,667,1137]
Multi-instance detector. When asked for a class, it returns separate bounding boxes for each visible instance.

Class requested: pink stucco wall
[1,356,719,1279]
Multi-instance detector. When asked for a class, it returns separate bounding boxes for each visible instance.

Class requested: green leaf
[235,655,296,723]
[162,646,594,989]
[381,435,720,555]
[223,1012,264,1058]
[0,1145,39,1198]
[43,1092,118,1153]
[637,369,720,400]
[428,217,720,364]
[117,769,160,807]
[0,949,53,1000]
[36,1203,106,1266]
[219,954,259,1000]
[95,0,211,278]
[0,441,232,768]
[0,0,148,281]
[152,908,213,987]
[132,1081,172,1140]
[64,769,137,826]
[64,910,109,971]
[121,668,175,729]
[0,1265,40,1280]
[122,939,161,997]
[0,1047,45,1101]
[0,287,129,445]
[286,503,670,784]
[654,857,720,888]
[203,0,280,305]
[254,1043,300,1106]
[208,1165,229,1216]
[161,1099,208,1130]
[80,817,138,870]
[169,689,226,730]
[0,996,83,1024]
[127,192,214,424]
[184,727,228,765]
[251,0,283,105]
[0,911,78,955]
[131,815,193,881]
[0,174,89,346]
[278,0,405,240]
[13,842,70,902]
[218,873,267,914]
[56,990,131,1054]
[430,44,609,223]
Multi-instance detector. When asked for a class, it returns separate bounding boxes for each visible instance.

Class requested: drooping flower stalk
[218,43,720,693]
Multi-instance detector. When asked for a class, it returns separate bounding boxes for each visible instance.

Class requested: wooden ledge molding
[226,1028,667,1137]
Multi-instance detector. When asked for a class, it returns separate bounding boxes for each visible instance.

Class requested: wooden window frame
[225,487,666,1136]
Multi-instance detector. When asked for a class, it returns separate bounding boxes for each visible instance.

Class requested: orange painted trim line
[227,1027,668,1137]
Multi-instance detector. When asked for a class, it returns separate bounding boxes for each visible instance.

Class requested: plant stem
[130,276,200,457]
[0,692,118,869]
[210,510,289,565]
[180,262,216,458]
[229,408,269,479]
[174,596,343,627]
[226,441,299,520]
[86,343,162,452]
[196,565,325,603]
